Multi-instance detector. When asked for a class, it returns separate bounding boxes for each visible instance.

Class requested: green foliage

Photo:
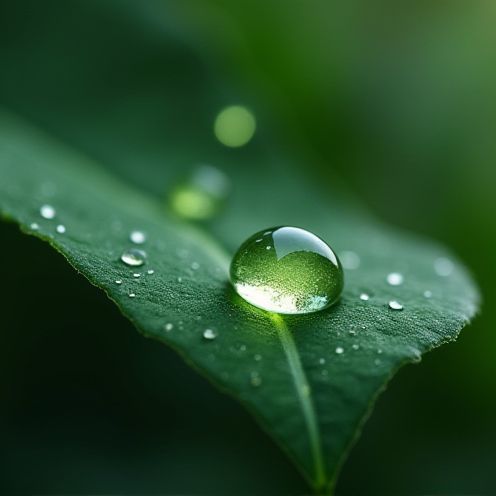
[0,1,480,494]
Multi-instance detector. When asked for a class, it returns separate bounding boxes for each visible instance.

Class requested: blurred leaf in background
[0,0,494,494]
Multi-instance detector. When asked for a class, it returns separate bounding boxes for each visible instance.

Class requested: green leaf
[0,2,479,493]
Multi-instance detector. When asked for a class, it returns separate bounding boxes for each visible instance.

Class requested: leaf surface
[0,1,479,492]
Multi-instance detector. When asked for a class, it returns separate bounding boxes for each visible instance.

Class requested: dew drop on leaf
[40,204,56,219]
[30,222,39,230]
[424,290,432,298]
[120,248,146,267]
[203,328,217,340]
[335,346,344,354]
[388,300,404,310]
[130,230,146,244]
[230,226,344,314]
[115,279,122,285]
[164,323,173,332]
[387,272,404,286]
[56,224,66,234]
[147,269,154,275]
[250,371,262,387]
[359,293,370,301]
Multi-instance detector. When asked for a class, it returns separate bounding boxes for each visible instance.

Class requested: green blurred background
[0,0,494,493]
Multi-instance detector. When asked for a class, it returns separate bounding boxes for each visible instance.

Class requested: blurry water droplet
[250,371,262,387]
[374,358,382,366]
[360,293,370,301]
[319,358,326,365]
[240,344,247,352]
[40,204,56,219]
[335,346,344,354]
[177,276,183,282]
[266,245,272,250]
[321,369,328,377]
[377,349,383,354]
[128,292,136,298]
[115,279,122,285]
[203,328,217,340]
[254,354,262,361]
[30,222,39,230]
[349,329,356,335]
[164,323,173,332]
[340,250,360,270]
[352,344,360,350]
[170,165,231,221]
[388,300,403,310]
[147,269,155,275]
[214,105,256,148]
[434,257,454,276]
[387,272,404,286]
[191,262,200,270]
[424,290,432,298]
[130,230,146,244]
[56,224,66,234]
[120,248,146,267]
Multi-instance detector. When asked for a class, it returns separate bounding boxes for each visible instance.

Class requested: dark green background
[0,0,494,493]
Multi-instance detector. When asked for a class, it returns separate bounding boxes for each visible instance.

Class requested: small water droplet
[340,250,360,270]
[387,272,404,286]
[40,204,56,219]
[352,344,360,350]
[266,245,272,250]
[30,222,39,230]
[128,292,136,298]
[203,328,217,340]
[177,276,183,282]
[250,371,262,387]
[115,279,122,285]
[56,224,66,234]
[319,358,326,365]
[133,273,141,278]
[388,300,403,310]
[191,262,200,270]
[335,346,344,354]
[434,257,454,276]
[230,226,344,315]
[164,323,173,332]
[374,358,382,366]
[424,290,432,298]
[359,293,370,301]
[254,354,262,361]
[240,344,247,352]
[130,230,146,244]
[147,269,155,275]
[377,349,383,354]
[120,248,146,267]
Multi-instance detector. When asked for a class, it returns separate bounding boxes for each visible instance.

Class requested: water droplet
[230,226,344,315]
[133,273,141,278]
[177,276,183,283]
[250,371,262,387]
[254,354,262,361]
[374,358,382,366]
[191,262,200,270]
[55,224,66,234]
[115,279,122,285]
[164,323,173,332]
[335,346,344,354]
[434,257,454,276]
[128,292,136,298]
[388,300,403,310]
[339,250,360,270]
[169,165,230,221]
[240,344,247,352]
[387,272,404,286]
[319,358,326,365]
[359,293,370,301]
[130,230,146,244]
[147,269,155,275]
[352,344,360,350]
[349,329,356,335]
[377,349,383,354]
[30,222,39,230]
[203,328,217,340]
[214,105,256,148]
[40,204,56,219]
[120,248,146,267]
[424,290,432,298]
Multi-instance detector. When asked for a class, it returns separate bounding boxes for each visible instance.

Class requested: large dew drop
[230,226,343,315]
